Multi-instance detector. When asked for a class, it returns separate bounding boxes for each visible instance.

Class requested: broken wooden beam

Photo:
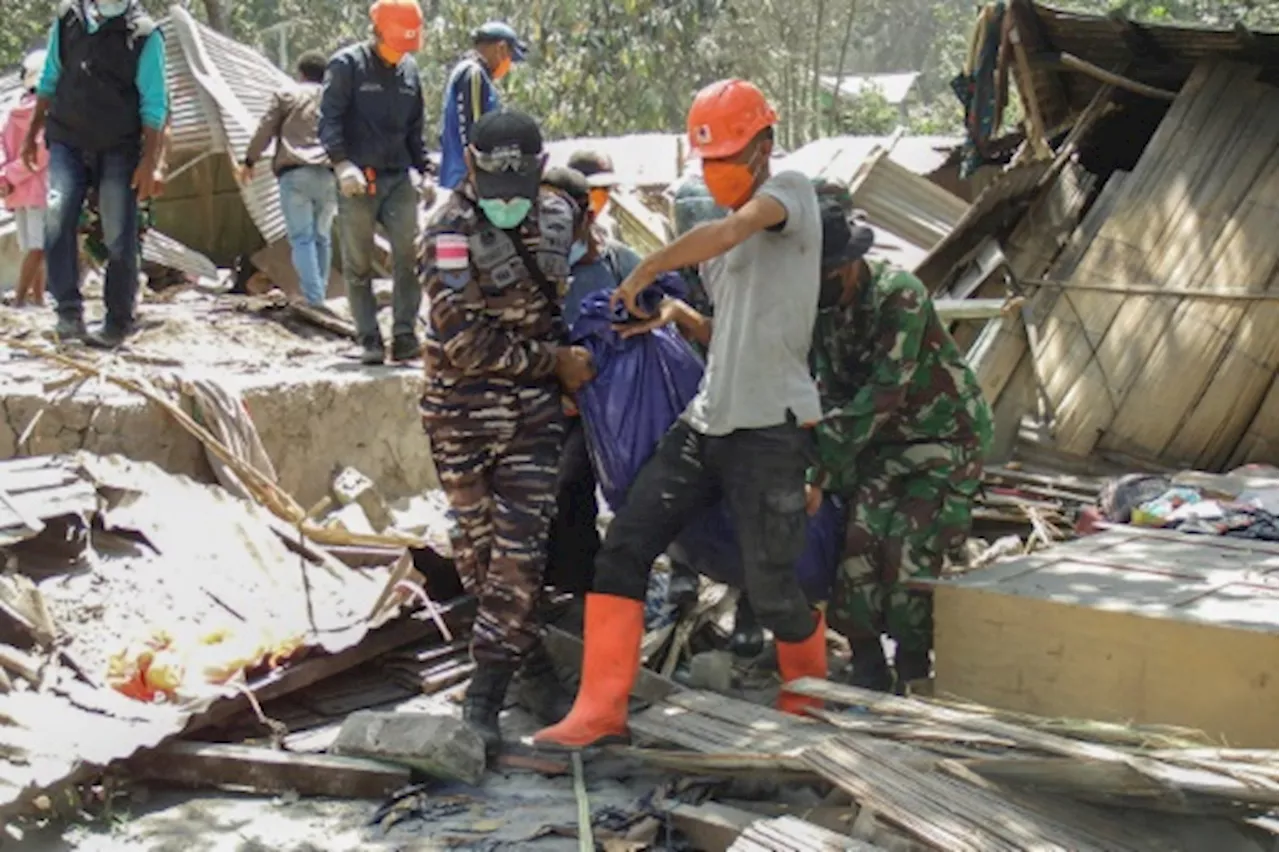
[128,741,409,799]
[730,814,890,851]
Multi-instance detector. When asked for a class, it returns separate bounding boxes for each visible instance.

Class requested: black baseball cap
[473,21,528,62]
[567,150,618,188]
[820,194,875,271]
[470,110,544,201]
[542,165,590,208]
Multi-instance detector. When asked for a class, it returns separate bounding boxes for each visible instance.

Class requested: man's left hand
[132,161,164,201]
[611,263,657,319]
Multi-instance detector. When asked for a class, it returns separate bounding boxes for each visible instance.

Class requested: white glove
[335,161,367,197]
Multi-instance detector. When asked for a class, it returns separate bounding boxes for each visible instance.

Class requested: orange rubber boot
[533,593,644,749]
[776,609,829,715]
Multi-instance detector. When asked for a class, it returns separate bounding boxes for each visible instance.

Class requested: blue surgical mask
[96,0,131,17]
[568,239,588,266]
[478,197,533,230]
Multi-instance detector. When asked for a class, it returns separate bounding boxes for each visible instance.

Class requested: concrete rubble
[330,711,486,785]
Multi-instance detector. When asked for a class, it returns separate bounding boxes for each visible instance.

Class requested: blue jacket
[439,52,498,190]
[319,43,427,174]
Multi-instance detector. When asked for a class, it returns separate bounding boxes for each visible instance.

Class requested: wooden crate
[934,527,1278,746]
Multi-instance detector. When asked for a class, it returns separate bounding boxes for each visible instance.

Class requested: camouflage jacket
[419,189,575,424]
[808,261,993,494]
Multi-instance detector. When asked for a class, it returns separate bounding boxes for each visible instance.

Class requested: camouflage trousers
[423,388,566,665]
[829,442,983,653]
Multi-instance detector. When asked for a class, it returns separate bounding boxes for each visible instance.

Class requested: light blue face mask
[478,197,533,230]
[96,0,131,17]
[568,239,588,266]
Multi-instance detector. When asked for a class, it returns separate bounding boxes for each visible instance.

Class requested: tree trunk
[808,0,827,142]
[827,0,859,135]
[202,0,231,34]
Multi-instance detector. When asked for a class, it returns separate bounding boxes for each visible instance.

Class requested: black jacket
[318,43,427,174]
[45,0,156,152]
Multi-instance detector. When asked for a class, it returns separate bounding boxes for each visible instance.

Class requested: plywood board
[934,530,1279,746]
[1228,373,1279,469]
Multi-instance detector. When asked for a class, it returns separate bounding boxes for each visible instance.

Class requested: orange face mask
[493,54,513,81]
[376,43,405,65]
[702,157,759,210]
[589,187,610,217]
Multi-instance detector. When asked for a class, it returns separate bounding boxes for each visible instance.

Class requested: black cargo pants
[593,419,817,642]
[545,417,600,595]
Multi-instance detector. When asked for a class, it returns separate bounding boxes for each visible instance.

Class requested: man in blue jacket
[438,21,527,191]
[22,0,168,349]
[320,0,428,365]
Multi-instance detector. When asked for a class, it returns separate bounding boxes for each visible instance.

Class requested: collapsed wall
[0,302,438,506]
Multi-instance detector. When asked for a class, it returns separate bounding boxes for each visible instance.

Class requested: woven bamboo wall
[1028,60,1278,470]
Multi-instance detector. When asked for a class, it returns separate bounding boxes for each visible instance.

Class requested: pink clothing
[0,95,49,211]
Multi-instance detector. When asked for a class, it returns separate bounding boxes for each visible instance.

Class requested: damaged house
[921,0,1278,474]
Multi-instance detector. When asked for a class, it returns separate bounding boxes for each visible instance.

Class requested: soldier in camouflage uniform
[808,188,993,692]
[419,110,595,757]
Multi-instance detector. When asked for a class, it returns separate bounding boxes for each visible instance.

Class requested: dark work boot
[844,638,892,693]
[515,642,573,725]
[54,313,87,342]
[667,562,699,613]
[894,647,932,695]
[462,663,517,758]
[359,337,386,366]
[728,595,765,659]
[390,334,421,363]
[84,321,130,350]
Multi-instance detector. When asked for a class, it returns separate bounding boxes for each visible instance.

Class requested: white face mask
[96,0,130,17]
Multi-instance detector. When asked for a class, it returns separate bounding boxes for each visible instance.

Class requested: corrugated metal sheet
[847,148,971,271]
[778,134,961,183]
[0,454,400,818]
[167,5,290,244]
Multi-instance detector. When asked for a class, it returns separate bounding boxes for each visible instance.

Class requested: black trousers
[545,418,600,595]
[594,420,816,642]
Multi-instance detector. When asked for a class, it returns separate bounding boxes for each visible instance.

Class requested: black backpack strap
[503,228,561,316]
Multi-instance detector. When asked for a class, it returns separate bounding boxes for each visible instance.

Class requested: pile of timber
[627,679,1279,852]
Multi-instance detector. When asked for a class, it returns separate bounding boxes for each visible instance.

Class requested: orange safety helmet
[370,0,424,55]
[686,79,778,160]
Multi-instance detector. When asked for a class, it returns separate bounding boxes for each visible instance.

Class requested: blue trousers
[278,165,338,306]
[45,142,139,329]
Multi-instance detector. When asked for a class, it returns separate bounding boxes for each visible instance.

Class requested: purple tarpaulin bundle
[570,278,842,602]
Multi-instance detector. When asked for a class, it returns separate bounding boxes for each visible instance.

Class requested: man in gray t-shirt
[536,78,828,752]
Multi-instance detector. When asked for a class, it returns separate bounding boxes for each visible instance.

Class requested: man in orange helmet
[320,0,429,365]
[535,79,828,750]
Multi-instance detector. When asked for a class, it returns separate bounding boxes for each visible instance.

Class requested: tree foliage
[2,0,1273,145]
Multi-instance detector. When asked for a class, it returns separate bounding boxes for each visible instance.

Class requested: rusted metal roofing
[1016,0,1279,130]
[778,134,961,183]
[0,453,403,818]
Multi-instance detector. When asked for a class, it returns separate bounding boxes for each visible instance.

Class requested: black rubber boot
[462,663,516,758]
[844,638,892,693]
[728,594,765,659]
[515,642,573,725]
[894,647,932,695]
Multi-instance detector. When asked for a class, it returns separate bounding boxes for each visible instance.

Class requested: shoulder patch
[436,233,470,270]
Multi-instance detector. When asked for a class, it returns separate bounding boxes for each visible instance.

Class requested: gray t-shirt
[682,170,823,436]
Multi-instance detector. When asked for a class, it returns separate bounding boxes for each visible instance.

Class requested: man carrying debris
[438,21,528,191]
[806,188,992,692]
[24,0,168,348]
[419,110,595,758]
[241,51,335,309]
[320,0,429,365]
[535,79,829,750]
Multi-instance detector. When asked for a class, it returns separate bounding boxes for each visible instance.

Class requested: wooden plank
[667,801,759,852]
[730,814,889,852]
[802,736,1133,852]
[128,740,409,799]
[931,578,1280,748]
